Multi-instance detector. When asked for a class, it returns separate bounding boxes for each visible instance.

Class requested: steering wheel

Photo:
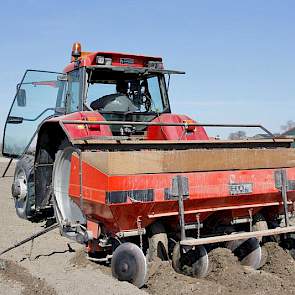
[140,81,152,111]
[142,92,152,111]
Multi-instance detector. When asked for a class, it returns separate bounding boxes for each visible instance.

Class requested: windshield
[85,69,169,116]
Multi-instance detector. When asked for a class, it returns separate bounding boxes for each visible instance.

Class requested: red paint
[64,51,162,73]
[45,111,210,142]
[147,114,209,140]
[47,111,112,140]
[68,154,295,233]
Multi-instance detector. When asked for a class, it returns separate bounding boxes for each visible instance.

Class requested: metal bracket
[115,228,146,239]
[181,225,295,247]
[172,175,189,241]
[196,213,201,239]
[76,149,84,210]
[248,209,253,232]
[137,216,143,250]
[275,169,290,227]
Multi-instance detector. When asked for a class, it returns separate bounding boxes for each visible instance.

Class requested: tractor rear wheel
[12,155,34,219]
[52,144,85,239]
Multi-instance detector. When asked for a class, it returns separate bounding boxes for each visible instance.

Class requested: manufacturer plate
[229,183,253,195]
[120,58,134,65]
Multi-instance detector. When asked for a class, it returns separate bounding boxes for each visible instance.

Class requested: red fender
[47,111,112,140]
[147,114,209,140]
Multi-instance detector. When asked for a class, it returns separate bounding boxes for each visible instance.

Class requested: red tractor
[3,43,295,287]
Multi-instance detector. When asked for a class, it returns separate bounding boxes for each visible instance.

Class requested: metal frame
[180,226,295,246]
[60,119,275,138]
[168,174,295,247]
[85,68,172,115]
[279,169,290,226]
[2,69,62,158]
[1,159,13,177]
[87,65,185,75]
[147,201,293,219]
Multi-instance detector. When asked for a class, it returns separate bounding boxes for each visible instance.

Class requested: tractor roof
[64,43,163,73]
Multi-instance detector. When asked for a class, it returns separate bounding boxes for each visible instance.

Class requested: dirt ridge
[0,258,56,295]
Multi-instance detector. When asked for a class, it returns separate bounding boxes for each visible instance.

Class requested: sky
[0,0,295,140]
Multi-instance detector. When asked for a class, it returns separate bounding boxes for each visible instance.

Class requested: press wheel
[172,242,209,277]
[111,242,147,288]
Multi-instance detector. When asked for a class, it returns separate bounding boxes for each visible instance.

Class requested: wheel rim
[52,147,85,232]
[191,245,209,277]
[226,237,261,269]
[111,242,147,288]
[13,168,28,217]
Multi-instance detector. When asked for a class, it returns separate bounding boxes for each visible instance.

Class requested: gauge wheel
[111,242,147,288]
[252,213,269,268]
[226,236,262,269]
[172,242,209,278]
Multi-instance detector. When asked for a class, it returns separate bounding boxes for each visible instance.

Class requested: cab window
[66,69,82,113]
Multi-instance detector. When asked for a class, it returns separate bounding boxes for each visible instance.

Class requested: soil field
[2,159,295,295]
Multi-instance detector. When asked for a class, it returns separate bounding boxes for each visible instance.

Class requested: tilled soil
[0,161,144,295]
[0,259,56,295]
[3,159,295,295]
[144,244,295,295]
[68,242,295,295]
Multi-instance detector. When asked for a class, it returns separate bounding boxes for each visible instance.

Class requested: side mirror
[57,74,68,81]
[16,89,26,107]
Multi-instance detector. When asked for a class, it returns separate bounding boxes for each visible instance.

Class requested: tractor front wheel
[12,155,34,219]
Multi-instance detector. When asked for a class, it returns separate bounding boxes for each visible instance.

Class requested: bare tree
[228,130,247,140]
[280,120,295,132]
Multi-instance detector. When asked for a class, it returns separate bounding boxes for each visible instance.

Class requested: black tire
[148,222,168,261]
[12,155,35,219]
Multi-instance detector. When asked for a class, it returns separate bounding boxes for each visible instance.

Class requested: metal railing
[60,120,275,139]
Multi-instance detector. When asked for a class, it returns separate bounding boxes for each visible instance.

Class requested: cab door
[2,70,66,158]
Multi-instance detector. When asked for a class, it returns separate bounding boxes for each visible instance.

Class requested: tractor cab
[83,65,171,134]
[2,43,184,157]
[63,43,184,134]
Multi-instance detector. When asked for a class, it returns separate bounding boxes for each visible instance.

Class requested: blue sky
[1,0,295,139]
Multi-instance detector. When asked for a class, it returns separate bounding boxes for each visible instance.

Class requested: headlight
[96,56,105,64]
[96,56,112,65]
[147,61,164,69]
